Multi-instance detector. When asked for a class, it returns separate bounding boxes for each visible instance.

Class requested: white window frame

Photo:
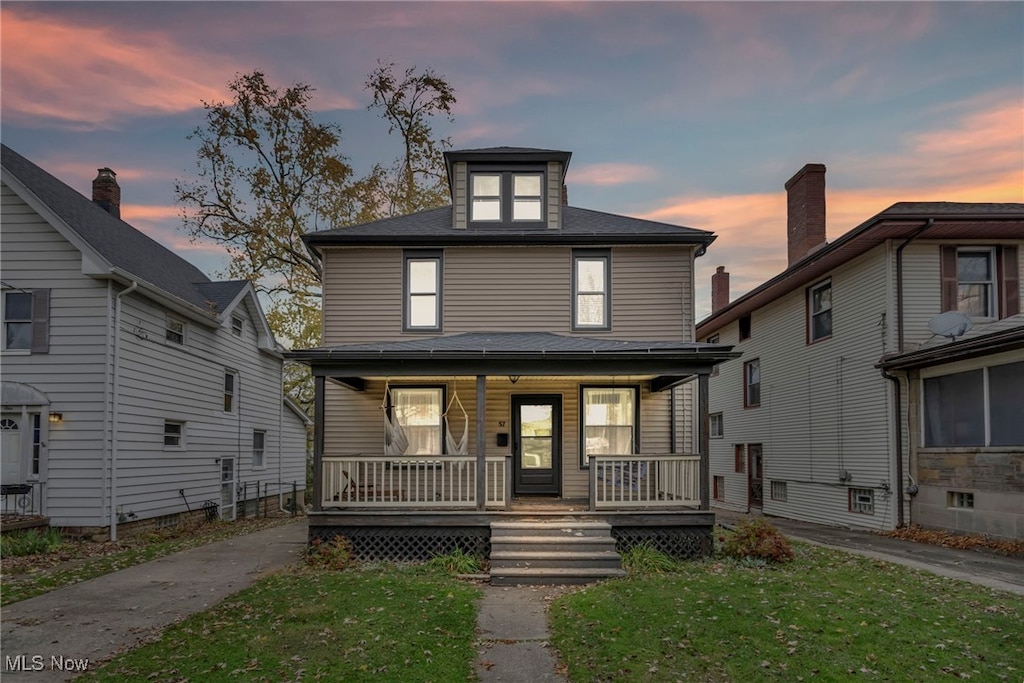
[165,315,186,345]
[808,279,832,343]
[580,386,638,468]
[849,487,874,514]
[947,491,974,509]
[164,420,185,449]
[709,412,724,438]
[573,250,611,331]
[469,170,546,224]
[770,480,788,501]
[404,251,442,332]
[956,247,997,319]
[231,315,244,337]
[252,429,266,469]
[744,359,761,408]
[389,386,445,456]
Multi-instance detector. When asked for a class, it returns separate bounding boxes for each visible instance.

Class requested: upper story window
[808,279,832,343]
[165,315,186,345]
[738,315,752,341]
[941,245,1019,320]
[470,170,544,224]
[2,289,49,353]
[231,315,244,337]
[573,250,611,330]
[744,359,761,408]
[404,251,442,332]
[223,371,237,413]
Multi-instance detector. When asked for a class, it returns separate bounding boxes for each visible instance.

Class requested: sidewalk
[1,519,307,682]
[713,508,1024,596]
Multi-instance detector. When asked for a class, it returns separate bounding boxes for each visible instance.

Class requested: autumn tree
[176,67,456,410]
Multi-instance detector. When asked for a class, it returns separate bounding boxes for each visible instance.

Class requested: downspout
[895,218,934,352]
[880,368,906,528]
[111,280,138,541]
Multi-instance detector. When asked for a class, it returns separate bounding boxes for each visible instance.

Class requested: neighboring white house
[697,163,1023,539]
[1,144,308,537]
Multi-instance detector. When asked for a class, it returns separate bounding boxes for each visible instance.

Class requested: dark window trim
[572,249,612,331]
[743,359,761,408]
[403,250,443,333]
[579,384,640,468]
[738,314,751,341]
[468,165,547,227]
[807,278,833,344]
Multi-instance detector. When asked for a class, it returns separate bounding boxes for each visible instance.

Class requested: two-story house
[288,146,738,582]
[1,144,309,539]
[697,163,1023,540]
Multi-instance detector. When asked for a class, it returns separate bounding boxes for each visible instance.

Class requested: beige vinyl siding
[546,161,561,229]
[324,377,676,499]
[452,162,468,229]
[708,246,896,530]
[1,186,109,526]
[321,245,695,343]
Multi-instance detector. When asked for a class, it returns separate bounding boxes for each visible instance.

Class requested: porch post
[475,375,487,511]
[698,372,710,511]
[313,375,325,512]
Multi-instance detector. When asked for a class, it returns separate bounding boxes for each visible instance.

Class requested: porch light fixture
[48,412,63,424]
[508,376,520,384]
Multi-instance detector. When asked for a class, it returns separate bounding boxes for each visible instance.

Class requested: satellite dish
[928,311,973,341]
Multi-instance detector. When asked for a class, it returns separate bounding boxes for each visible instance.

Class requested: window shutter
[939,246,957,312]
[1000,245,1020,318]
[30,289,50,354]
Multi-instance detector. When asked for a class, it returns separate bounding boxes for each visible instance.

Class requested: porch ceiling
[287,332,739,391]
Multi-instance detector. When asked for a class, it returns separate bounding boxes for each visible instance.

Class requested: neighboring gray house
[697,163,1023,539]
[1,144,308,537]
[288,146,738,581]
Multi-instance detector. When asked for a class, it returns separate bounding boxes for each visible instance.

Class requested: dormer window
[470,169,544,224]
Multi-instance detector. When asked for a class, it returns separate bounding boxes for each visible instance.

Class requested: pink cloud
[570,163,659,187]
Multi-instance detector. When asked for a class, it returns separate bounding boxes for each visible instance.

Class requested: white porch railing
[589,454,701,509]
[322,456,508,509]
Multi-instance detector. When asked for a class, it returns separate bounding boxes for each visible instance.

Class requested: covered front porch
[289,332,738,565]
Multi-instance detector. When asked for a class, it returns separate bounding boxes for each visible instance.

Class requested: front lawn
[80,565,481,682]
[550,543,1024,681]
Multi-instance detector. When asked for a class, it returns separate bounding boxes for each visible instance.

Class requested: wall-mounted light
[48,413,63,424]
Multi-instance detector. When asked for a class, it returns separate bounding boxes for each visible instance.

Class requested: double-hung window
[470,170,544,224]
[252,430,265,468]
[164,421,184,448]
[808,279,832,342]
[390,386,444,455]
[223,371,237,413]
[744,359,761,408]
[573,250,611,330]
[3,289,49,353]
[404,251,442,331]
[165,315,186,345]
[580,386,637,467]
[941,245,1019,320]
[956,248,996,318]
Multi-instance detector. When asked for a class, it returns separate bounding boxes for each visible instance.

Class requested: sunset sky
[2,1,1021,326]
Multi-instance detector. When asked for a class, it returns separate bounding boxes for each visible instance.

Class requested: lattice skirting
[612,526,713,560]
[310,525,491,562]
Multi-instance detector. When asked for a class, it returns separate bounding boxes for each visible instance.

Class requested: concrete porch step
[489,519,625,585]
[490,566,627,586]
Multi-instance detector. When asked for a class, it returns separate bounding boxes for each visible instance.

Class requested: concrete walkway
[1,520,306,682]
[474,584,568,682]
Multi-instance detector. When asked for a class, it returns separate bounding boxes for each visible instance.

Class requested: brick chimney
[785,163,826,266]
[711,266,730,313]
[92,167,120,219]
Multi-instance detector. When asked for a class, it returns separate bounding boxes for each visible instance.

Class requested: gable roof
[697,202,1024,338]
[303,205,716,250]
[0,145,279,343]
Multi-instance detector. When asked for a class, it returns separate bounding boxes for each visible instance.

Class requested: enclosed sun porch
[289,332,739,562]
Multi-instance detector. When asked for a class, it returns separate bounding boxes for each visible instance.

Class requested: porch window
[404,251,442,331]
[924,360,1024,447]
[580,386,637,467]
[573,250,611,330]
[807,279,832,343]
[390,386,445,456]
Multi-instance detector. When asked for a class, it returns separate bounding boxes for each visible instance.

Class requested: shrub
[427,546,483,574]
[621,541,681,574]
[0,528,64,557]
[721,518,794,564]
[305,535,353,570]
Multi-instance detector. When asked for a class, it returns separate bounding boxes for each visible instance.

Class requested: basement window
[849,488,874,515]
[771,481,788,502]
[947,491,974,509]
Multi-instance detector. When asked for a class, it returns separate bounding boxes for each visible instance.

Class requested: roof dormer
[444,147,571,230]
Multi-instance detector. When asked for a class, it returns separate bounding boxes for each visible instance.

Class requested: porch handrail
[588,453,701,509]
[322,455,508,509]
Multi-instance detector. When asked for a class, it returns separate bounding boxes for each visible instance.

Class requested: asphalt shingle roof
[1,144,238,315]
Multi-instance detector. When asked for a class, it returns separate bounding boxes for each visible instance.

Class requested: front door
[512,395,561,496]
[748,443,764,508]
[1,416,23,485]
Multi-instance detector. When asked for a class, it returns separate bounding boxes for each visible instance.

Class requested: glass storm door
[512,395,561,495]
[220,457,236,521]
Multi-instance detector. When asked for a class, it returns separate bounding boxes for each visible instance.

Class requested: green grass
[551,543,1024,682]
[1,517,296,606]
[80,565,481,683]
